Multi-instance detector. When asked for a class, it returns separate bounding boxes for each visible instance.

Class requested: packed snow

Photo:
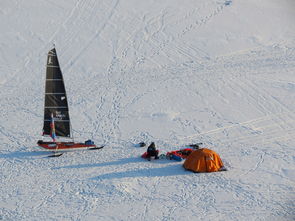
[1,0,295,220]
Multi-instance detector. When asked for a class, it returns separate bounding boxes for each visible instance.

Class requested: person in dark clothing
[146,142,159,161]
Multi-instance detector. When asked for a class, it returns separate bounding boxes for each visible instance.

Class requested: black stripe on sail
[45,94,68,107]
[46,48,63,85]
[43,120,71,137]
[44,108,69,121]
[45,80,66,94]
[47,48,59,66]
[43,108,70,137]
[46,65,63,80]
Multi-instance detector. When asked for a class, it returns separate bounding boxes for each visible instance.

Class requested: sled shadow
[0,150,52,159]
[91,164,190,180]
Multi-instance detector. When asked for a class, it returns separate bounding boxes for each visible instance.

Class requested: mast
[42,48,72,140]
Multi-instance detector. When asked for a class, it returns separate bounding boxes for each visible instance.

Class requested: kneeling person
[146,142,159,161]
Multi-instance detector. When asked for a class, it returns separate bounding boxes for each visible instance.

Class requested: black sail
[43,48,71,138]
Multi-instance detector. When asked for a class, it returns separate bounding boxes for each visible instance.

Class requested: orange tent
[183,148,224,173]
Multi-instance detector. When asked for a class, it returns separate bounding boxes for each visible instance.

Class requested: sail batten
[42,48,71,138]
[44,120,70,122]
[46,65,60,68]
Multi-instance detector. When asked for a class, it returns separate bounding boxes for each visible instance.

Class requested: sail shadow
[91,164,189,180]
[53,157,146,169]
[54,156,175,170]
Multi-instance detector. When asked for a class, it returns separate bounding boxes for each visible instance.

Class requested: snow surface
[1,0,295,220]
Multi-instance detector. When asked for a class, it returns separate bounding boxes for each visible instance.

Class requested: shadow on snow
[0,149,53,159]
[90,164,190,180]
[53,156,177,170]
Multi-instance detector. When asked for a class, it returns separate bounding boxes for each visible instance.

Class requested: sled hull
[37,141,96,151]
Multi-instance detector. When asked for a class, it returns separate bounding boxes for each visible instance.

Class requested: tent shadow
[91,164,190,180]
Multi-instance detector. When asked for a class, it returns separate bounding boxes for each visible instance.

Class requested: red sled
[37,140,97,151]
[166,148,193,159]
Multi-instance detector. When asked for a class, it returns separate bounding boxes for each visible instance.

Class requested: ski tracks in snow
[175,47,295,148]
